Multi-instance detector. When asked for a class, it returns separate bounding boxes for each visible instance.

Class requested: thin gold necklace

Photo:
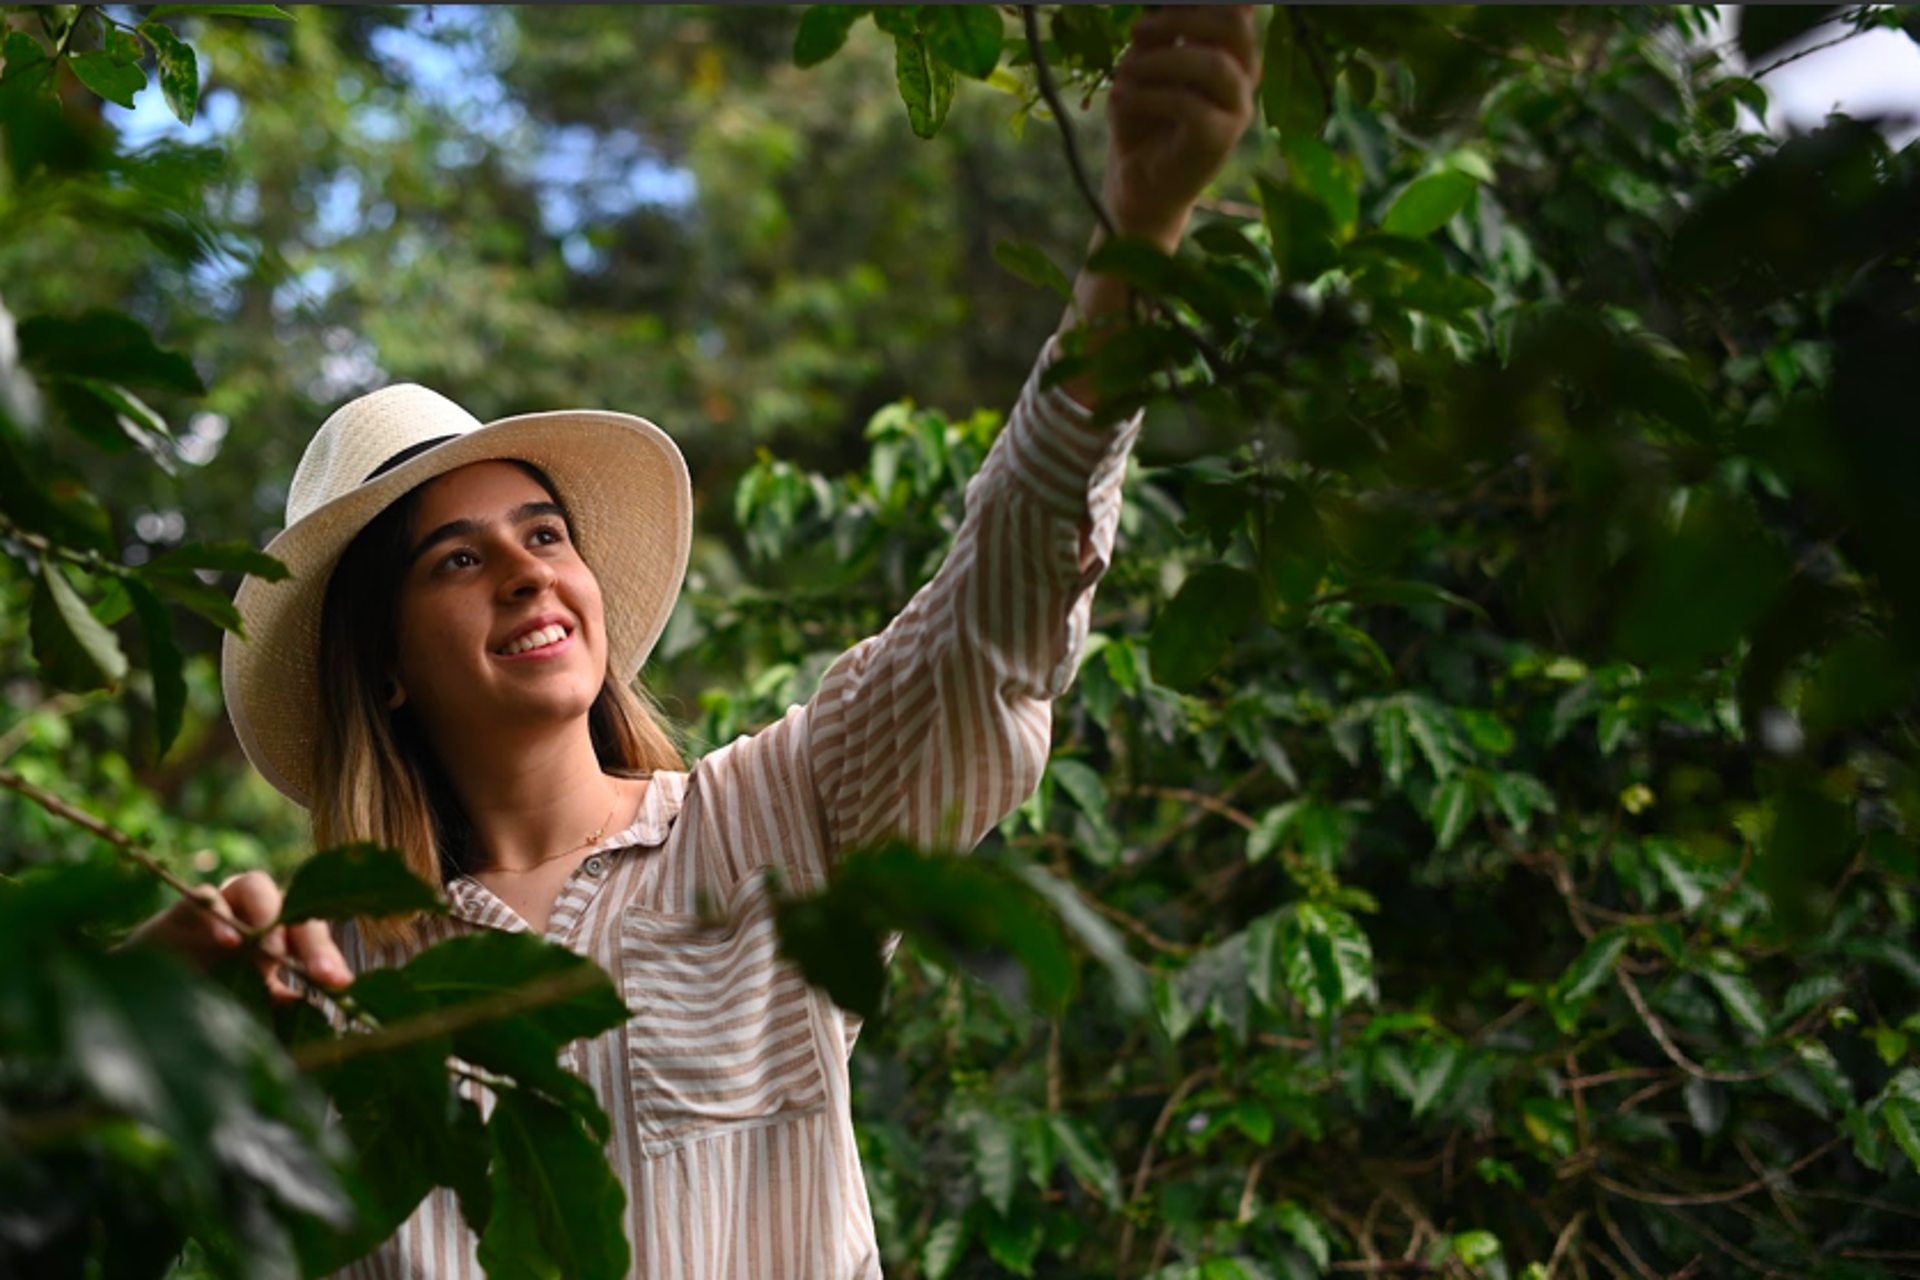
[483,790,620,876]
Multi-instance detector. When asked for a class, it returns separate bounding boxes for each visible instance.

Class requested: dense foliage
[3,5,1919,1279]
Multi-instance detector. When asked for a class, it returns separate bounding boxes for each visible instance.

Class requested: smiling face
[391,460,608,746]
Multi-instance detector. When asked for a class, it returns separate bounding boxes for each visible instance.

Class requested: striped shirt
[333,343,1141,1280]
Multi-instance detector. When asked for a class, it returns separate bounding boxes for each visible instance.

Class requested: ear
[386,676,407,710]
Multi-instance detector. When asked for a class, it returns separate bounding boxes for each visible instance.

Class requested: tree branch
[290,965,604,1071]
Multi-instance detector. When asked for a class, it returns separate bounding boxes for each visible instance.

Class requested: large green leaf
[389,932,630,1049]
[1148,563,1261,692]
[68,51,147,109]
[792,5,869,68]
[1555,928,1627,1004]
[1049,1114,1122,1208]
[922,4,1002,80]
[893,30,954,139]
[18,311,205,395]
[993,239,1073,302]
[1426,776,1473,851]
[477,1088,629,1280]
[1261,8,1329,143]
[149,4,296,18]
[145,539,291,581]
[280,843,447,924]
[138,22,200,124]
[1280,903,1373,1018]
[30,561,129,692]
[1381,172,1477,238]
[125,578,186,758]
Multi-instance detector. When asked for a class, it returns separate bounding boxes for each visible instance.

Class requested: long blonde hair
[310,461,681,954]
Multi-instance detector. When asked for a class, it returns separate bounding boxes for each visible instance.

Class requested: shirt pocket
[619,871,831,1155]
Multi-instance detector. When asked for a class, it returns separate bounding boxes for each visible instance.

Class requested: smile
[496,623,571,656]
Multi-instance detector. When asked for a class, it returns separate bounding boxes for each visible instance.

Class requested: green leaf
[1261,7,1329,143]
[1453,1230,1501,1267]
[1249,799,1303,863]
[922,1217,970,1280]
[68,50,147,109]
[1281,902,1373,1018]
[981,1204,1043,1276]
[1049,1113,1122,1207]
[149,5,296,18]
[1738,6,1841,63]
[280,842,447,924]
[1372,701,1411,787]
[1702,966,1770,1038]
[51,377,174,462]
[1487,771,1555,835]
[477,1088,629,1280]
[1427,777,1473,851]
[1274,1199,1331,1272]
[106,26,144,65]
[31,561,129,692]
[139,22,199,124]
[1341,578,1489,619]
[1016,863,1148,1013]
[1381,172,1477,238]
[1149,564,1262,692]
[1258,176,1339,284]
[893,30,954,139]
[1555,929,1627,1004]
[146,539,290,581]
[923,4,1002,79]
[126,579,186,758]
[793,5,868,68]
[18,311,204,395]
[993,239,1073,302]
[1284,135,1359,236]
[970,1110,1019,1215]
[391,932,630,1049]
[1405,698,1462,781]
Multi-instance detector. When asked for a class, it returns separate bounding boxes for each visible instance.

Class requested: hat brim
[222,408,691,808]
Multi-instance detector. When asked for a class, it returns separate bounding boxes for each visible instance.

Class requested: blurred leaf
[993,239,1073,302]
[1149,564,1261,692]
[68,51,146,109]
[149,5,296,18]
[793,5,869,67]
[1382,172,1476,238]
[1341,578,1488,619]
[923,1217,969,1280]
[18,311,204,395]
[1281,902,1373,1018]
[1258,176,1339,283]
[1427,777,1472,851]
[1738,6,1841,64]
[923,4,1002,79]
[1275,1200,1331,1271]
[138,22,199,125]
[1556,929,1627,1004]
[1702,965,1770,1038]
[31,561,129,692]
[1049,1114,1121,1207]
[476,1088,629,1280]
[893,30,955,139]
[145,540,291,581]
[970,1110,1019,1215]
[1017,863,1148,1013]
[125,579,186,758]
[1262,8,1329,143]
[279,843,446,924]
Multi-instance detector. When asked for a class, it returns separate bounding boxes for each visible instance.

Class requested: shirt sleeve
[791,335,1143,867]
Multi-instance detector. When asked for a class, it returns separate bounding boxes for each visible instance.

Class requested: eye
[436,547,480,572]
[529,522,568,548]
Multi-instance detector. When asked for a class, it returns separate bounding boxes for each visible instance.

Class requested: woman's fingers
[289,918,354,990]
[219,871,302,1001]
[1129,5,1261,76]
[1118,44,1256,116]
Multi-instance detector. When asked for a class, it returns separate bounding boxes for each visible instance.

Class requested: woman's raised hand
[129,870,354,1001]
[1104,5,1262,251]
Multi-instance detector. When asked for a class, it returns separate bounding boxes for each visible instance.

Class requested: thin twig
[1546,1211,1589,1280]
[1237,1151,1272,1224]
[1593,1136,1843,1208]
[1121,783,1262,832]
[1019,5,1115,244]
[1117,1066,1215,1275]
[1614,969,1776,1083]
[290,966,604,1071]
[1751,24,1873,79]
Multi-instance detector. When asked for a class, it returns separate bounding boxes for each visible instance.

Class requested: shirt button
[584,854,608,878]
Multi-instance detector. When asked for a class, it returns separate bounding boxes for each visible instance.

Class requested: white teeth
[499,624,567,655]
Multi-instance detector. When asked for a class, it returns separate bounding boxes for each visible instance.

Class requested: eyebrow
[410,500,568,565]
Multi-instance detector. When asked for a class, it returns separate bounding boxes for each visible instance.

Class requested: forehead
[410,460,553,529]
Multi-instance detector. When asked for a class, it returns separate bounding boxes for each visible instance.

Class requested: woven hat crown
[287,384,482,525]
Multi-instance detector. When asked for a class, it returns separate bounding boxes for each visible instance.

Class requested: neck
[428,719,627,874]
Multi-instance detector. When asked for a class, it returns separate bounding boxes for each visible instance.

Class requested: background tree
[3,5,1919,1279]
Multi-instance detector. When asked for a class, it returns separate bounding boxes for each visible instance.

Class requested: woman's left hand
[1104,5,1262,251]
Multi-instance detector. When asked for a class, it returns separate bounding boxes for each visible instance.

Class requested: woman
[139,8,1260,1277]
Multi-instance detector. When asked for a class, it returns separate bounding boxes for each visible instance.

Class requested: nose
[496,544,557,599]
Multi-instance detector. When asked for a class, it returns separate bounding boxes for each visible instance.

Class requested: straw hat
[221,383,691,808]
